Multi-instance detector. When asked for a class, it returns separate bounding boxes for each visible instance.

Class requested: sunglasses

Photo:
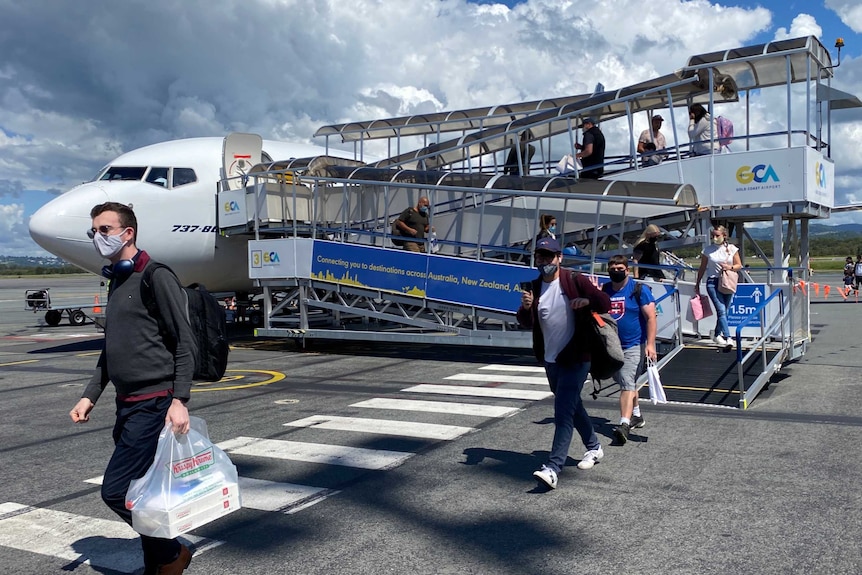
[87,225,124,239]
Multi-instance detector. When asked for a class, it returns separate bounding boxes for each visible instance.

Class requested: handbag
[587,311,625,380]
[126,416,241,538]
[719,269,738,294]
[689,294,713,320]
[646,358,667,405]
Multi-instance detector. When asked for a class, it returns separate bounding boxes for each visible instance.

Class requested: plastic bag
[690,294,713,320]
[126,416,241,538]
[646,358,667,405]
[429,230,440,254]
[555,154,582,175]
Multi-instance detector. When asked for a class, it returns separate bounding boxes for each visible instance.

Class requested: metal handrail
[733,286,788,400]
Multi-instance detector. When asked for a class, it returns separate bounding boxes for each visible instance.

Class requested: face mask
[93,230,127,259]
[608,270,627,283]
[712,236,724,245]
[648,236,657,243]
[419,206,429,216]
[539,263,558,277]
[548,225,557,234]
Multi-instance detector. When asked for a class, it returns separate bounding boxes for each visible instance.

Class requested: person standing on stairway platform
[695,225,741,350]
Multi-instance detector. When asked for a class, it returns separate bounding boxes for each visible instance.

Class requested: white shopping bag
[646,358,667,405]
[126,416,241,538]
[555,154,582,175]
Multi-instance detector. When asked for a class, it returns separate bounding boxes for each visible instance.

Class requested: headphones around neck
[101,252,139,280]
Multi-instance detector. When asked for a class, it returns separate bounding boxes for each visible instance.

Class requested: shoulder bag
[587,311,625,380]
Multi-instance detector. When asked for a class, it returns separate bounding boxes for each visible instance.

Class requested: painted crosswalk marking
[236,476,338,513]
[84,475,335,515]
[0,502,216,574]
[284,415,476,440]
[351,397,521,418]
[444,373,548,385]
[218,437,413,470]
[479,364,545,373]
[403,384,552,401]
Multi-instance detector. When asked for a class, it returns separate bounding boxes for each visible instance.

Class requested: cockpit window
[146,167,169,187]
[99,166,147,181]
[173,168,197,187]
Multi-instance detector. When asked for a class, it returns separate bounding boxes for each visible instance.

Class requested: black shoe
[630,414,645,429]
[613,422,630,444]
[157,545,192,575]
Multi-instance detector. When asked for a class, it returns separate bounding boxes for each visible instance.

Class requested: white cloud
[774,14,823,41]
[826,0,862,33]
[0,0,859,256]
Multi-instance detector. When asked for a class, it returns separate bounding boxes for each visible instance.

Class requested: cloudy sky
[2,0,862,256]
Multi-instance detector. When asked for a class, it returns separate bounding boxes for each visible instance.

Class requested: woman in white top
[695,225,742,346]
[688,104,721,156]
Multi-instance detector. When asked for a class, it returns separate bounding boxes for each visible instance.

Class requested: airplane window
[99,166,147,181]
[173,168,197,187]
[146,167,169,187]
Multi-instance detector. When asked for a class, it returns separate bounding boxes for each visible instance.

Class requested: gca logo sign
[736,164,779,185]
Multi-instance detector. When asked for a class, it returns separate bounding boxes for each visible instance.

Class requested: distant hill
[0,255,84,275]
[0,255,72,268]
[745,223,862,240]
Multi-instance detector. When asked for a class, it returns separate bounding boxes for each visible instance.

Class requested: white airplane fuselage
[29,136,350,292]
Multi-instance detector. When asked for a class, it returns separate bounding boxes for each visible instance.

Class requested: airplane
[28,133,360,293]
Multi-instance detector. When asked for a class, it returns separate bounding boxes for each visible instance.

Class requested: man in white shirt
[637,115,667,163]
[516,237,611,490]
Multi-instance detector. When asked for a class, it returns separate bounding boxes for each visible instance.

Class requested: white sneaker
[533,464,558,489]
[712,334,728,346]
[577,446,604,470]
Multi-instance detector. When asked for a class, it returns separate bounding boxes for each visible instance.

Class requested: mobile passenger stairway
[217,36,859,409]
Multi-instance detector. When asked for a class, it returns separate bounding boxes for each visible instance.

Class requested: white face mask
[712,236,724,245]
[93,231,128,259]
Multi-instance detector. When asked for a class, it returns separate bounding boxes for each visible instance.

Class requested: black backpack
[141,262,229,382]
[391,220,405,247]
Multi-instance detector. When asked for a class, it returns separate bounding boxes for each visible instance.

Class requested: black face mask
[539,263,558,277]
[648,237,658,243]
[608,270,627,283]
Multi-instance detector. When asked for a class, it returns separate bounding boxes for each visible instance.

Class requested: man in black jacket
[575,117,606,179]
[517,237,611,490]
[70,202,195,575]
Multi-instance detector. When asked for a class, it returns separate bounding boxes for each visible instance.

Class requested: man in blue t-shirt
[603,255,657,444]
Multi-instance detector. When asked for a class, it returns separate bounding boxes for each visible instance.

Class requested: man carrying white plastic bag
[127,416,241,539]
[70,203,201,575]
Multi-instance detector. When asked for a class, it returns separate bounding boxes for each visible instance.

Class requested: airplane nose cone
[29,184,109,271]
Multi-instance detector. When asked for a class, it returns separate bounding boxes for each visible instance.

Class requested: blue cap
[580,117,596,128]
[535,237,561,254]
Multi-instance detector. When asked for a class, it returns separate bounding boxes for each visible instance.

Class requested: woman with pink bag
[695,226,742,348]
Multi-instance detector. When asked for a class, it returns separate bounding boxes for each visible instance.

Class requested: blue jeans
[706,277,734,339]
[544,362,600,473]
[102,395,181,567]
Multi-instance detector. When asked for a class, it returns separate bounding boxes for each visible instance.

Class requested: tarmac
[0,274,860,574]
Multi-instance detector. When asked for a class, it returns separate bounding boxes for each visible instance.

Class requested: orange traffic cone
[812,282,820,296]
[823,285,830,299]
[93,295,102,314]
[797,280,806,295]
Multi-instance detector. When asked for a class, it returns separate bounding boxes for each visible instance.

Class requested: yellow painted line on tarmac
[191,369,285,392]
[76,352,101,357]
[0,360,39,367]
[668,386,741,395]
